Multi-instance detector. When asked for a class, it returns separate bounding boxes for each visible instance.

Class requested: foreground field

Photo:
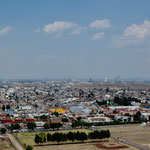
[97,124,150,148]
[34,139,138,150]
[14,128,139,150]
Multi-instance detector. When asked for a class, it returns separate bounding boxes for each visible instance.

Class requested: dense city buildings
[0,80,150,133]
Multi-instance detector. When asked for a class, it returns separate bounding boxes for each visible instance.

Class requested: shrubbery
[26,145,33,150]
[0,128,6,134]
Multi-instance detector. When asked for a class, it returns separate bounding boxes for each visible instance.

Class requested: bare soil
[0,139,15,150]
[99,124,150,148]
[34,139,138,150]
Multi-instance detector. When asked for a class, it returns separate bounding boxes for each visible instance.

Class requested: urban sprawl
[0,79,150,133]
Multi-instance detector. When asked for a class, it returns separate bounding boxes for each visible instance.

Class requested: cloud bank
[114,20,150,47]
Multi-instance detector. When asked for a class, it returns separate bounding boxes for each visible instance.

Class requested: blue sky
[0,0,150,79]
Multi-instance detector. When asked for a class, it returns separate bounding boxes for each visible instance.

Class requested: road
[111,135,150,150]
[7,133,24,150]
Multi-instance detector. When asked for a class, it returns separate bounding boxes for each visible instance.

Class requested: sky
[0,0,150,79]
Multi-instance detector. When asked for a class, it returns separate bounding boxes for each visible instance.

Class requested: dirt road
[7,133,24,150]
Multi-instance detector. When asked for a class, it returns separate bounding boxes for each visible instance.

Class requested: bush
[1,128,6,134]
[26,145,33,150]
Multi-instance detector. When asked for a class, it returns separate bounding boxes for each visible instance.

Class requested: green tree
[114,96,131,106]
[134,111,141,121]
[75,131,81,141]
[125,113,131,117]
[40,115,47,121]
[6,105,11,110]
[88,130,101,139]
[2,105,5,111]
[47,133,52,142]
[39,132,47,144]
[0,128,6,134]
[106,129,111,138]
[77,117,82,121]
[8,125,13,132]
[27,122,36,130]
[11,124,20,130]
[72,120,85,128]
[50,123,62,130]
[79,132,87,141]
[61,118,68,122]
[106,87,109,93]
[43,123,49,129]
[51,111,59,117]
[72,122,76,128]
[51,132,63,143]
[34,134,40,144]
[67,131,75,142]
[83,122,92,128]
[26,145,33,150]
[88,130,111,139]
[62,133,67,142]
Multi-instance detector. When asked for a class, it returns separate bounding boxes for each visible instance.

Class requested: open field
[14,129,92,147]
[0,139,15,150]
[34,139,138,150]
[97,124,150,148]
[14,128,139,150]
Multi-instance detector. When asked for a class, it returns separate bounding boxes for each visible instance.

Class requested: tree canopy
[27,122,36,130]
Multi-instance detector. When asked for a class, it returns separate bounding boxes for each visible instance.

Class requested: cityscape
[1,0,150,150]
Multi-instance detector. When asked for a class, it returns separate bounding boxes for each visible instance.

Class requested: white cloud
[91,32,105,40]
[0,26,12,35]
[114,20,150,47]
[69,26,87,35]
[89,19,111,29]
[124,21,150,39]
[43,21,77,37]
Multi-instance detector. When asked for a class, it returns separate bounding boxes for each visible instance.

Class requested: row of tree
[8,123,21,131]
[34,130,110,144]
[27,122,62,130]
[114,96,131,106]
[114,96,141,106]
[2,104,11,111]
[72,120,92,128]
[44,122,62,130]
